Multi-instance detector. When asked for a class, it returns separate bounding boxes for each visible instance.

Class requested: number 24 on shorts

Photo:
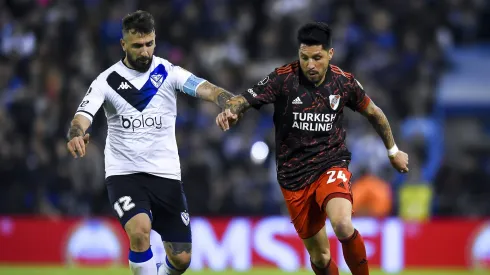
[325,170,349,184]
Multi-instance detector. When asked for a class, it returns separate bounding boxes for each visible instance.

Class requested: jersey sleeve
[345,75,371,112]
[241,70,282,109]
[169,65,206,97]
[75,80,105,123]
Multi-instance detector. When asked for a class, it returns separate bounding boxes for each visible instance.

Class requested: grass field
[0,267,487,275]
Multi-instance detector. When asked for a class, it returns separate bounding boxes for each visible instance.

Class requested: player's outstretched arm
[195,81,235,109]
[360,100,409,173]
[66,114,91,158]
[216,95,250,131]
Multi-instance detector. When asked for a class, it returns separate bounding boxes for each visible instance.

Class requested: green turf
[0,266,486,275]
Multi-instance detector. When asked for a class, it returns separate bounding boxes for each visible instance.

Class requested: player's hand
[67,133,90,158]
[216,109,239,131]
[389,150,409,173]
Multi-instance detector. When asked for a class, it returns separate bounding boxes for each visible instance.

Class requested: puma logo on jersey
[292,97,303,105]
[118,82,131,90]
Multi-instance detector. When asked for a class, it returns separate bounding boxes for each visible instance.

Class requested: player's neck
[122,57,135,70]
[314,73,327,87]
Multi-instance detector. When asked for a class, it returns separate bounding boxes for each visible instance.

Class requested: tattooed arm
[360,100,409,172]
[68,115,90,139]
[215,95,251,131]
[360,100,395,150]
[224,95,251,115]
[195,81,235,109]
[66,115,91,158]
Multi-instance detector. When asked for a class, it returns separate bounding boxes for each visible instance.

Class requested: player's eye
[314,56,322,61]
[301,56,308,61]
[146,41,153,47]
[132,44,143,48]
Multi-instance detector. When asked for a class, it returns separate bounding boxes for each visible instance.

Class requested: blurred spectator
[352,169,393,218]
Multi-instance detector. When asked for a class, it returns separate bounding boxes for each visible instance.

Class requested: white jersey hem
[105,170,181,181]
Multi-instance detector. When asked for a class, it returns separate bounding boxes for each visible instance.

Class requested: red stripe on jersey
[277,65,293,75]
[330,65,352,79]
[277,61,299,75]
[357,95,371,112]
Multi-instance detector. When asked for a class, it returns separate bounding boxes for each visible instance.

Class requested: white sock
[157,256,185,275]
[128,247,157,275]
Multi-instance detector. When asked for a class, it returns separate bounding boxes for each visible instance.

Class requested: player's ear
[120,38,126,52]
[328,48,334,60]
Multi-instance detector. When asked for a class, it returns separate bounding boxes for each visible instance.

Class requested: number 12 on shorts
[325,170,349,184]
[114,196,135,217]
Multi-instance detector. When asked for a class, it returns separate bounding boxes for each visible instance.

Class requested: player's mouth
[308,71,319,76]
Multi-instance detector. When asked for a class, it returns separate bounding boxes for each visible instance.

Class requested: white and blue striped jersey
[75,56,206,180]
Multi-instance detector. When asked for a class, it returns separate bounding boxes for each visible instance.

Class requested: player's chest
[106,74,175,114]
[286,83,345,114]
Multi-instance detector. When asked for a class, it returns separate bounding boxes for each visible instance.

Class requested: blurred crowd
[0,0,489,218]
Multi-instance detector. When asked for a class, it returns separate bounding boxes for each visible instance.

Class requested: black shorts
[106,173,191,242]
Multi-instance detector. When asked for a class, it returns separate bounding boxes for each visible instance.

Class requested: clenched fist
[389,150,409,173]
[67,133,90,158]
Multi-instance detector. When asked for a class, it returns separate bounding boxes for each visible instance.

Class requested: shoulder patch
[258,75,269,85]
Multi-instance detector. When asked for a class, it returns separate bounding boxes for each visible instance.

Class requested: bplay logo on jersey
[121,115,163,132]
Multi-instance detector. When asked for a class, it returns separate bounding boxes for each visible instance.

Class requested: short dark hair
[122,10,155,35]
[297,22,332,49]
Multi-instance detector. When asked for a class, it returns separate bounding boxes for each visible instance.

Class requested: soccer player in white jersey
[66,11,235,275]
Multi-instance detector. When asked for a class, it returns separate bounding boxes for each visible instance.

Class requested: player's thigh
[314,167,354,237]
[302,225,331,259]
[148,178,192,244]
[106,173,152,233]
[325,197,354,238]
[281,185,327,240]
[314,166,353,213]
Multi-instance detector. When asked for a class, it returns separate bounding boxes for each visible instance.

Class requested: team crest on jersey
[181,211,190,226]
[150,74,164,88]
[329,95,341,110]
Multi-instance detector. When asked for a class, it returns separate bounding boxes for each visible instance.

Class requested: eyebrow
[301,53,323,57]
[132,41,153,46]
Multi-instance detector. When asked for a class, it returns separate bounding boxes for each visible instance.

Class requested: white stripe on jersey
[74,56,206,180]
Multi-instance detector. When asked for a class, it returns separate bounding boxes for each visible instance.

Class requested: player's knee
[330,216,354,239]
[125,215,152,251]
[309,248,331,268]
[128,229,151,251]
[168,253,192,271]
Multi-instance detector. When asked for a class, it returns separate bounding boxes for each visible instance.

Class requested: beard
[127,54,152,72]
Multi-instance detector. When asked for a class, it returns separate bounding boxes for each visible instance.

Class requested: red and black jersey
[241,61,370,190]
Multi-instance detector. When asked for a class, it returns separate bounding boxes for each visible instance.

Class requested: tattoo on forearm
[224,95,250,114]
[68,121,84,140]
[367,108,395,149]
[216,91,234,109]
[164,242,192,255]
[198,82,234,108]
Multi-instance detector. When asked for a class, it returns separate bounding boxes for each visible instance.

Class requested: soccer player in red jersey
[216,22,409,275]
